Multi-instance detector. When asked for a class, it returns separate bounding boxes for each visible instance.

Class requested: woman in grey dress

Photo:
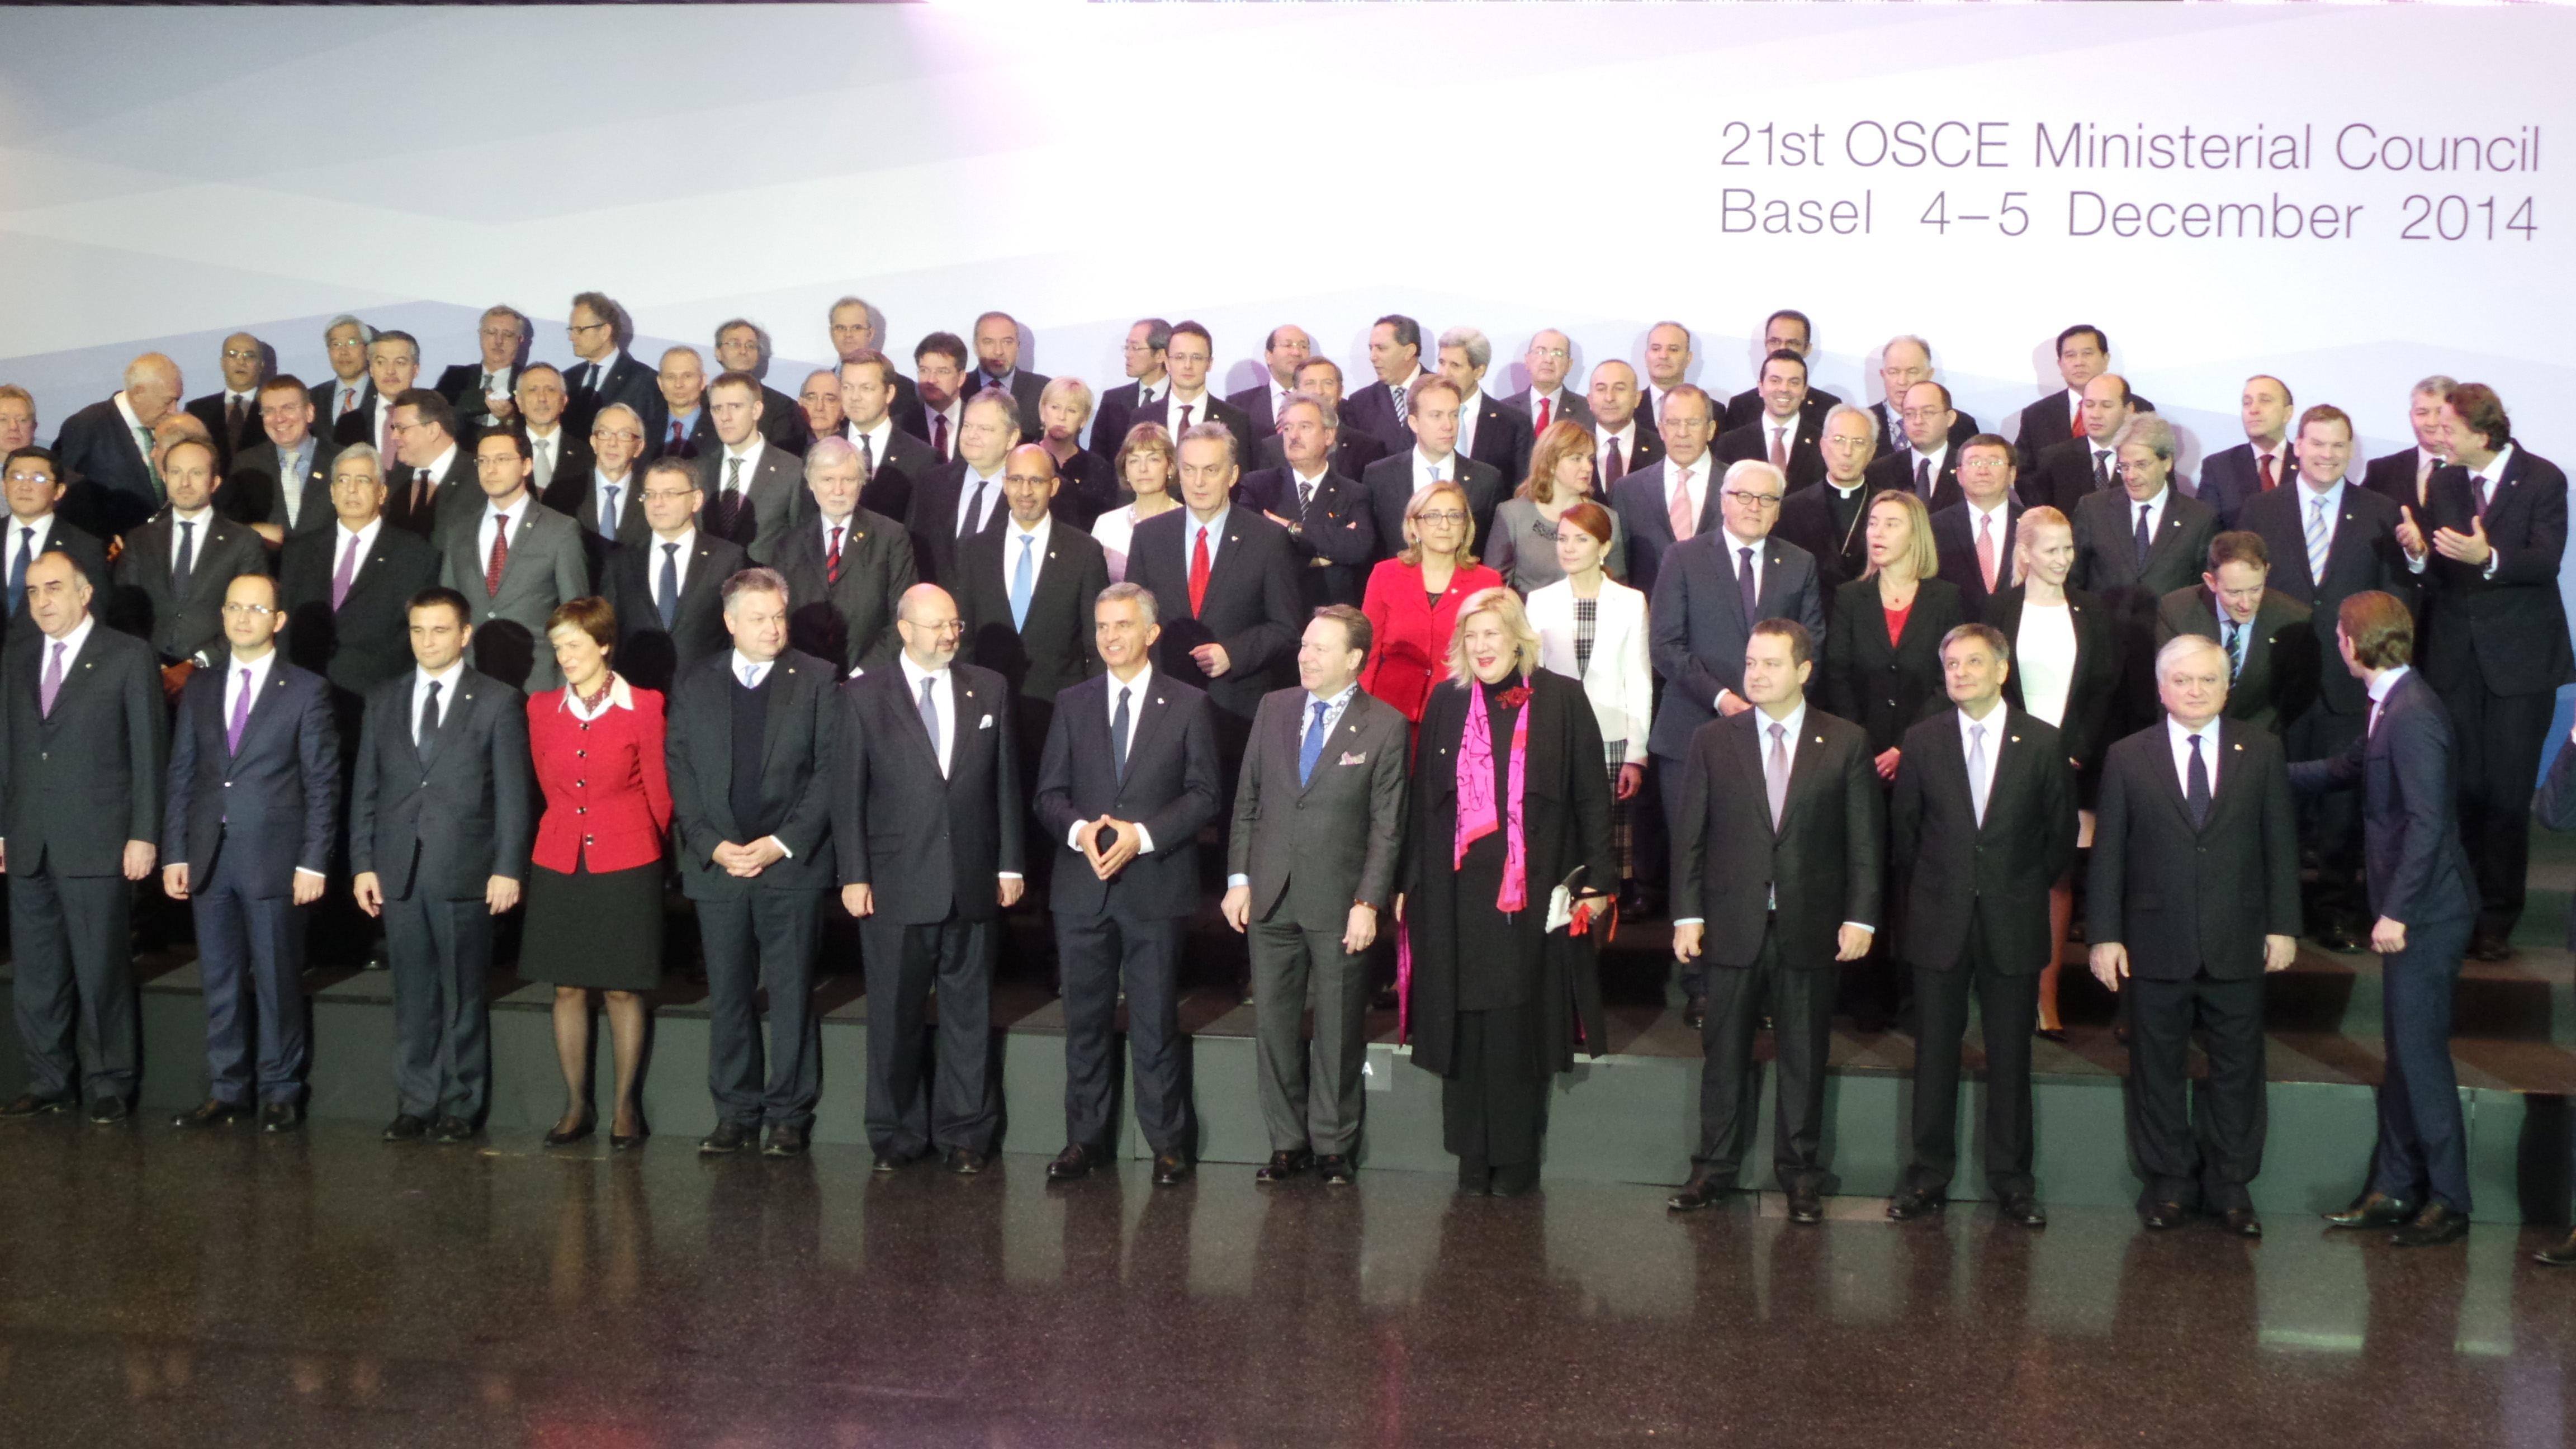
[1485,419,1627,593]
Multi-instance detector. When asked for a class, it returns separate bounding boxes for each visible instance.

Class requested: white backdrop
[2,2,2572,480]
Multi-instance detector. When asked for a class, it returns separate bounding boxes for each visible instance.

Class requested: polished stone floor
[1,1119,2570,1448]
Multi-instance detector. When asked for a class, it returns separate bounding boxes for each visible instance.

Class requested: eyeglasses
[640,489,698,503]
[220,601,276,617]
[327,338,366,351]
[1415,509,1467,525]
[222,348,261,362]
[1722,490,1784,509]
[1527,346,1569,361]
[479,327,524,341]
[4,470,56,485]
[911,619,967,636]
[567,320,612,335]
[593,429,642,444]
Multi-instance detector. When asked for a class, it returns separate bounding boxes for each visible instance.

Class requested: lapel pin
[2010,735,2021,743]
[1155,697,1164,705]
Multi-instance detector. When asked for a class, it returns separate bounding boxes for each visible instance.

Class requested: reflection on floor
[0,1119,2568,1448]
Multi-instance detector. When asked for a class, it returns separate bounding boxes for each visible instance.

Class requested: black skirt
[522,859,665,992]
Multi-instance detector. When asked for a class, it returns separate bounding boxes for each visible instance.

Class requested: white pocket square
[1339,750,1367,765]
[978,714,995,728]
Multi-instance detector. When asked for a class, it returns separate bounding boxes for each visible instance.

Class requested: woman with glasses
[1488,420,1628,594]
[1360,481,1503,723]
[1088,423,1182,583]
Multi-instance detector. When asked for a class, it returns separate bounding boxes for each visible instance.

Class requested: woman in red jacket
[524,597,673,1149]
[1360,480,1503,722]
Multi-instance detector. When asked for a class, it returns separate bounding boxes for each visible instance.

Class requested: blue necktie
[600,484,620,540]
[1010,533,1035,631]
[657,542,680,628]
[1299,698,1328,787]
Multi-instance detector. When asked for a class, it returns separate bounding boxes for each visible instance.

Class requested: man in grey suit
[1502,329,1595,437]
[112,435,269,700]
[1608,383,1724,606]
[439,429,587,693]
[225,375,339,545]
[349,586,532,1143]
[695,371,802,564]
[0,552,167,1122]
[1223,604,1408,1186]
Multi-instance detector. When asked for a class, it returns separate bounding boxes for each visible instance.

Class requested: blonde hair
[1444,586,1544,687]
[2010,505,2072,589]
[1860,489,1940,582]
[1398,480,1480,569]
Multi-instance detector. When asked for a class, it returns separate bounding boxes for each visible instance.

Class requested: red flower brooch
[1495,685,1531,709]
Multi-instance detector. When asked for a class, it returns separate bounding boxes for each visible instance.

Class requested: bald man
[183,332,271,473]
[56,352,184,537]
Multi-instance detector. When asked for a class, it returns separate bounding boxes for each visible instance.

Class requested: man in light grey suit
[694,371,802,565]
[1222,604,1409,1186]
[438,429,588,692]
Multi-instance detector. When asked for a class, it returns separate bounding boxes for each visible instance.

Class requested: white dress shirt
[591,468,633,540]
[475,492,529,573]
[1411,447,1457,490]
[1224,678,1356,888]
[1002,511,1052,602]
[1166,387,1215,432]
[222,646,279,724]
[955,464,1006,536]
[8,511,58,564]
[524,423,561,484]
[2248,439,2289,486]
[2127,483,2171,544]
[332,516,383,591]
[648,525,698,598]
[1964,495,2012,567]
[1077,663,1159,856]
[1455,393,1484,459]
[411,658,465,745]
[1599,420,1639,479]
[2166,714,2222,797]
[1665,458,1706,525]
[1908,441,1950,490]
[924,396,963,456]
[1183,504,1231,576]
[712,436,765,495]
[846,416,895,471]
[897,650,955,778]
[2366,663,2411,738]
[1672,699,1868,933]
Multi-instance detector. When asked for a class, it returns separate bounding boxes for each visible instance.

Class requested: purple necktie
[227,667,252,755]
[332,533,359,610]
[39,641,63,718]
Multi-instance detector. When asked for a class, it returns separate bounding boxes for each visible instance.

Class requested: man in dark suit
[380,388,477,551]
[1774,402,1889,600]
[1033,581,1221,1185]
[54,351,182,539]
[2362,374,2456,512]
[311,315,376,435]
[431,305,529,439]
[1926,434,2024,622]
[665,569,840,1156]
[1222,605,1409,1186]
[2195,375,2296,528]
[2012,324,2155,467]
[1340,314,1427,450]
[1885,624,2077,1226]
[1236,391,1375,609]
[225,376,339,545]
[604,457,747,695]
[112,437,268,698]
[905,388,1016,589]
[1359,375,1508,557]
[2397,382,2570,959]
[1713,352,1826,492]
[2293,592,2479,1248]
[1503,329,1596,437]
[0,552,166,1121]
[2030,373,2139,515]
[2154,532,2320,733]
[1134,321,1258,473]
[2071,415,2220,738]
[1719,310,1844,432]
[836,583,1025,1173]
[1227,323,1310,443]
[694,371,802,564]
[183,332,270,475]
[912,332,974,463]
[2527,699,2576,1265]
[1667,618,1879,1221]
[1253,358,1391,482]
[513,364,589,504]
[827,296,927,440]
[348,586,532,1143]
[1090,318,1168,454]
[968,310,1051,441]
[1863,380,1967,512]
[772,438,916,676]
[543,402,648,583]
[330,332,420,458]
[1867,334,1981,454]
[2089,632,2301,1235]
[2240,405,2415,948]
[2,447,112,651]
[437,429,589,692]
[712,318,811,456]
[1609,384,1723,606]
[280,445,443,736]
[831,351,940,526]
[160,573,338,1132]
[1437,326,1538,486]
[638,346,716,462]
[559,291,658,442]
[958,444,1110,774]
[1586,361,1665,498]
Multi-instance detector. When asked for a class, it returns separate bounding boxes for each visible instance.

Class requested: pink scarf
[1453,676,1531,913]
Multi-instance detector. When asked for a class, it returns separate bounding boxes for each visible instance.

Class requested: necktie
[1188,525,1212,616]
[1976,512,1998,594]
[1111,684,1132,784]
[962,477,989,537]
[668,418,685,451]
[712,457,745,538]
[2257,453,2276,493]
[417,679,441,762]
[2417,454,2436,505]
[855,431,875,480]
[600,483,620,540]
[338,386,358,418]
[827,525,845,586]
[1300,698,1328,787]
[1766,722,1789,831]
[1769,424,1788,470]
[1534,396,1552,433]
[377,408,394,461]
[1391,382,1408,432]
[1010,533,1036,630]
[1296,477,1314,525]
[1915,457,1932,499]
[657,542,680,628]
[39,641,64,718]
[1737,545,1758,622]
[2305,496,2331,586]
[480,372,496,407]
[2474,472,2492,519]
[332,532,359,610]
[227,667,251,755]
[1602,438,1626,487]
[1967,722,1990,825]
[408,460,431,520]
[139,426,164,501]
[1177,402,1195,433]
[226,395,245,441]
[172,518,196,594]
[8,525,30,616]
[2185,733,2211,828]
[2224,617,2243,681]
[932,412,950,461]
[1668,468,1694,542]
[2094,449,2111,493]
[582,362,600,396]
[2134,503,2151,566]
[485,513,509,596]
[917,675,941,771]
[2070,407,2085,441]
[1425,462,1439,492]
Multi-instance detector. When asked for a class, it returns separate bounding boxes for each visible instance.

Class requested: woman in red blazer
[1360,480,1504,722]
[523,597,674,1150]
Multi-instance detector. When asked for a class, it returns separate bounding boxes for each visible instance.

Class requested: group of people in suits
[2,297,2571,1265]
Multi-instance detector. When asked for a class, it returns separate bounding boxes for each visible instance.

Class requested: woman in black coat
[1822,490,1967,782]
[1981,504,2116,1038]
[1403,586,1616,1197]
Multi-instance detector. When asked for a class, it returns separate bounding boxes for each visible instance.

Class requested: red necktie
[2070,407,2085,440]
[933,412,949,461]
[669,419,685,450]
[485,514,510,596]
[1769,425,1788,470]
[2257,453,2276,491]
[1534,396,1551,433]
[827,525,844,586]
[1188,524,1211,616]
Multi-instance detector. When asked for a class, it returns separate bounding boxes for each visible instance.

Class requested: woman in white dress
[1525,500,1651,896]
[1088,423,1182,583]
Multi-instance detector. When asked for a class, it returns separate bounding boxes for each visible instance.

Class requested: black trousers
[860,912,997,1157]
[8,869,136,1102]
[2439,679,2555,939]
[2374,911,2475,1213]
[382,893,494,1121]
[1652,754,1696,996]
[190,845,311,1106]
[1694,921,1836,1194]
[1906,920,2040,1197]
[2125,972,2266,1213]
[2285,702,2368,927]
[1442,1003,1545,1168]
[697,888,822,1130]
[1055,910,1189,1154]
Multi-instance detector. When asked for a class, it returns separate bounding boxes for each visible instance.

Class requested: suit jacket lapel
[1117,683,1173,803]
[2142,503,2191,576]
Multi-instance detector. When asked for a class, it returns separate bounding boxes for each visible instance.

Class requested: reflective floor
[1,1119,2570,1448]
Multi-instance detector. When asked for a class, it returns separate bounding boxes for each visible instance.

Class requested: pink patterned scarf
[1453,676,1532,913]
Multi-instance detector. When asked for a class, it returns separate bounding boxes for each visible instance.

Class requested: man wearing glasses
[561,291,656,440]
[1503,330,1594,436]
[381,389,474,550]
[1864,381,1968,513]
[308,316,376,430]
[183,332,271,474]
[434,305,531,438]
[0,446,110,651]
[332,332,421,460]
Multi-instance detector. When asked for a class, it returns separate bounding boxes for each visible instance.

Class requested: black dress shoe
[431,1115,474,1144]
[382,1114,430,1142]
[609,1125,645,1151]
[699,1119,757,1155]
[1885,1187,1946,1221]
[2536,1229,2576,1267]
[1683,995,1707,1031]
[944,1148,988,1175]
[1457,1155,1490,1196]
[0,1093,73,1118]
[2470,933,2514,963]
[1668,1172,1730,1212]
[2312,928,2364,955]
[258,1102,303,1134]
[2141,1200,2192,1230]
[542,1111,596,1148]
[2323,1191,2416,1229]
[2222,1208,2264,1239]
[1489,1161,1537,1197]
[1253,1149,1311,1183]
[1318,1153,1356,1186]
[171,1098,248,1129]
[86,1095,130,1124]
[1786,1186,1825,1224]
[762,1124,809,1158]
[1999,1192,2049,1228]
[1049,1143,1102,1181]
[2391,1202,2469,1248]
[872,1147,927,1173]
[1153,1150,1193,1186]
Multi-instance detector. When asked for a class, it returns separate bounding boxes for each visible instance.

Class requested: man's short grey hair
[1437,326,1491,372]
[325,314,374,345]
[2111,413,2177,465]
[594,402,645,437]
[333,443,384,480]
[1822,402,1878,447]
[1280,390,1338,432]
[1650,319,1694,347]
[963,387,1021,432]
[2155,630,2226,675]
[660,345,702,368]
[721,566,791,613]
[829,295,881,335]
[2412,373,2457,400]
[804,435,860,481]
[1882,334,1933,366]
[1177,420,1237,467]
[1097,580,1158,626]
[481,304,531,335]
[1721,457,1788,496]
[716,318,773,361]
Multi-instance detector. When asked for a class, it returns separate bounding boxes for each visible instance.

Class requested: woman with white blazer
[1526,499,1651,891]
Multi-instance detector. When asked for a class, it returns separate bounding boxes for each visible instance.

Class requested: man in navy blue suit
[162,573,340,1133]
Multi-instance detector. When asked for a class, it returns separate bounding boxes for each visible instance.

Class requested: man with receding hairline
[433,305,529,437]
[642,345,716,462]
[183,332,270,474]
[1720,311,1843,433]
[970,310,1052,440]
[1504,329,1595,435]
[2198,375,2299,529]
[1586,361,1665,503]
[1229,323,1312,441]
[1867,335,1981,454]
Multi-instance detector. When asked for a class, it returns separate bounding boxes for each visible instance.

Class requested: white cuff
[1227,874,1250,889]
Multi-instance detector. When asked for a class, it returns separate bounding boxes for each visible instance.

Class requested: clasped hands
[712,836,787,878]
[1078,816,1143,880]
